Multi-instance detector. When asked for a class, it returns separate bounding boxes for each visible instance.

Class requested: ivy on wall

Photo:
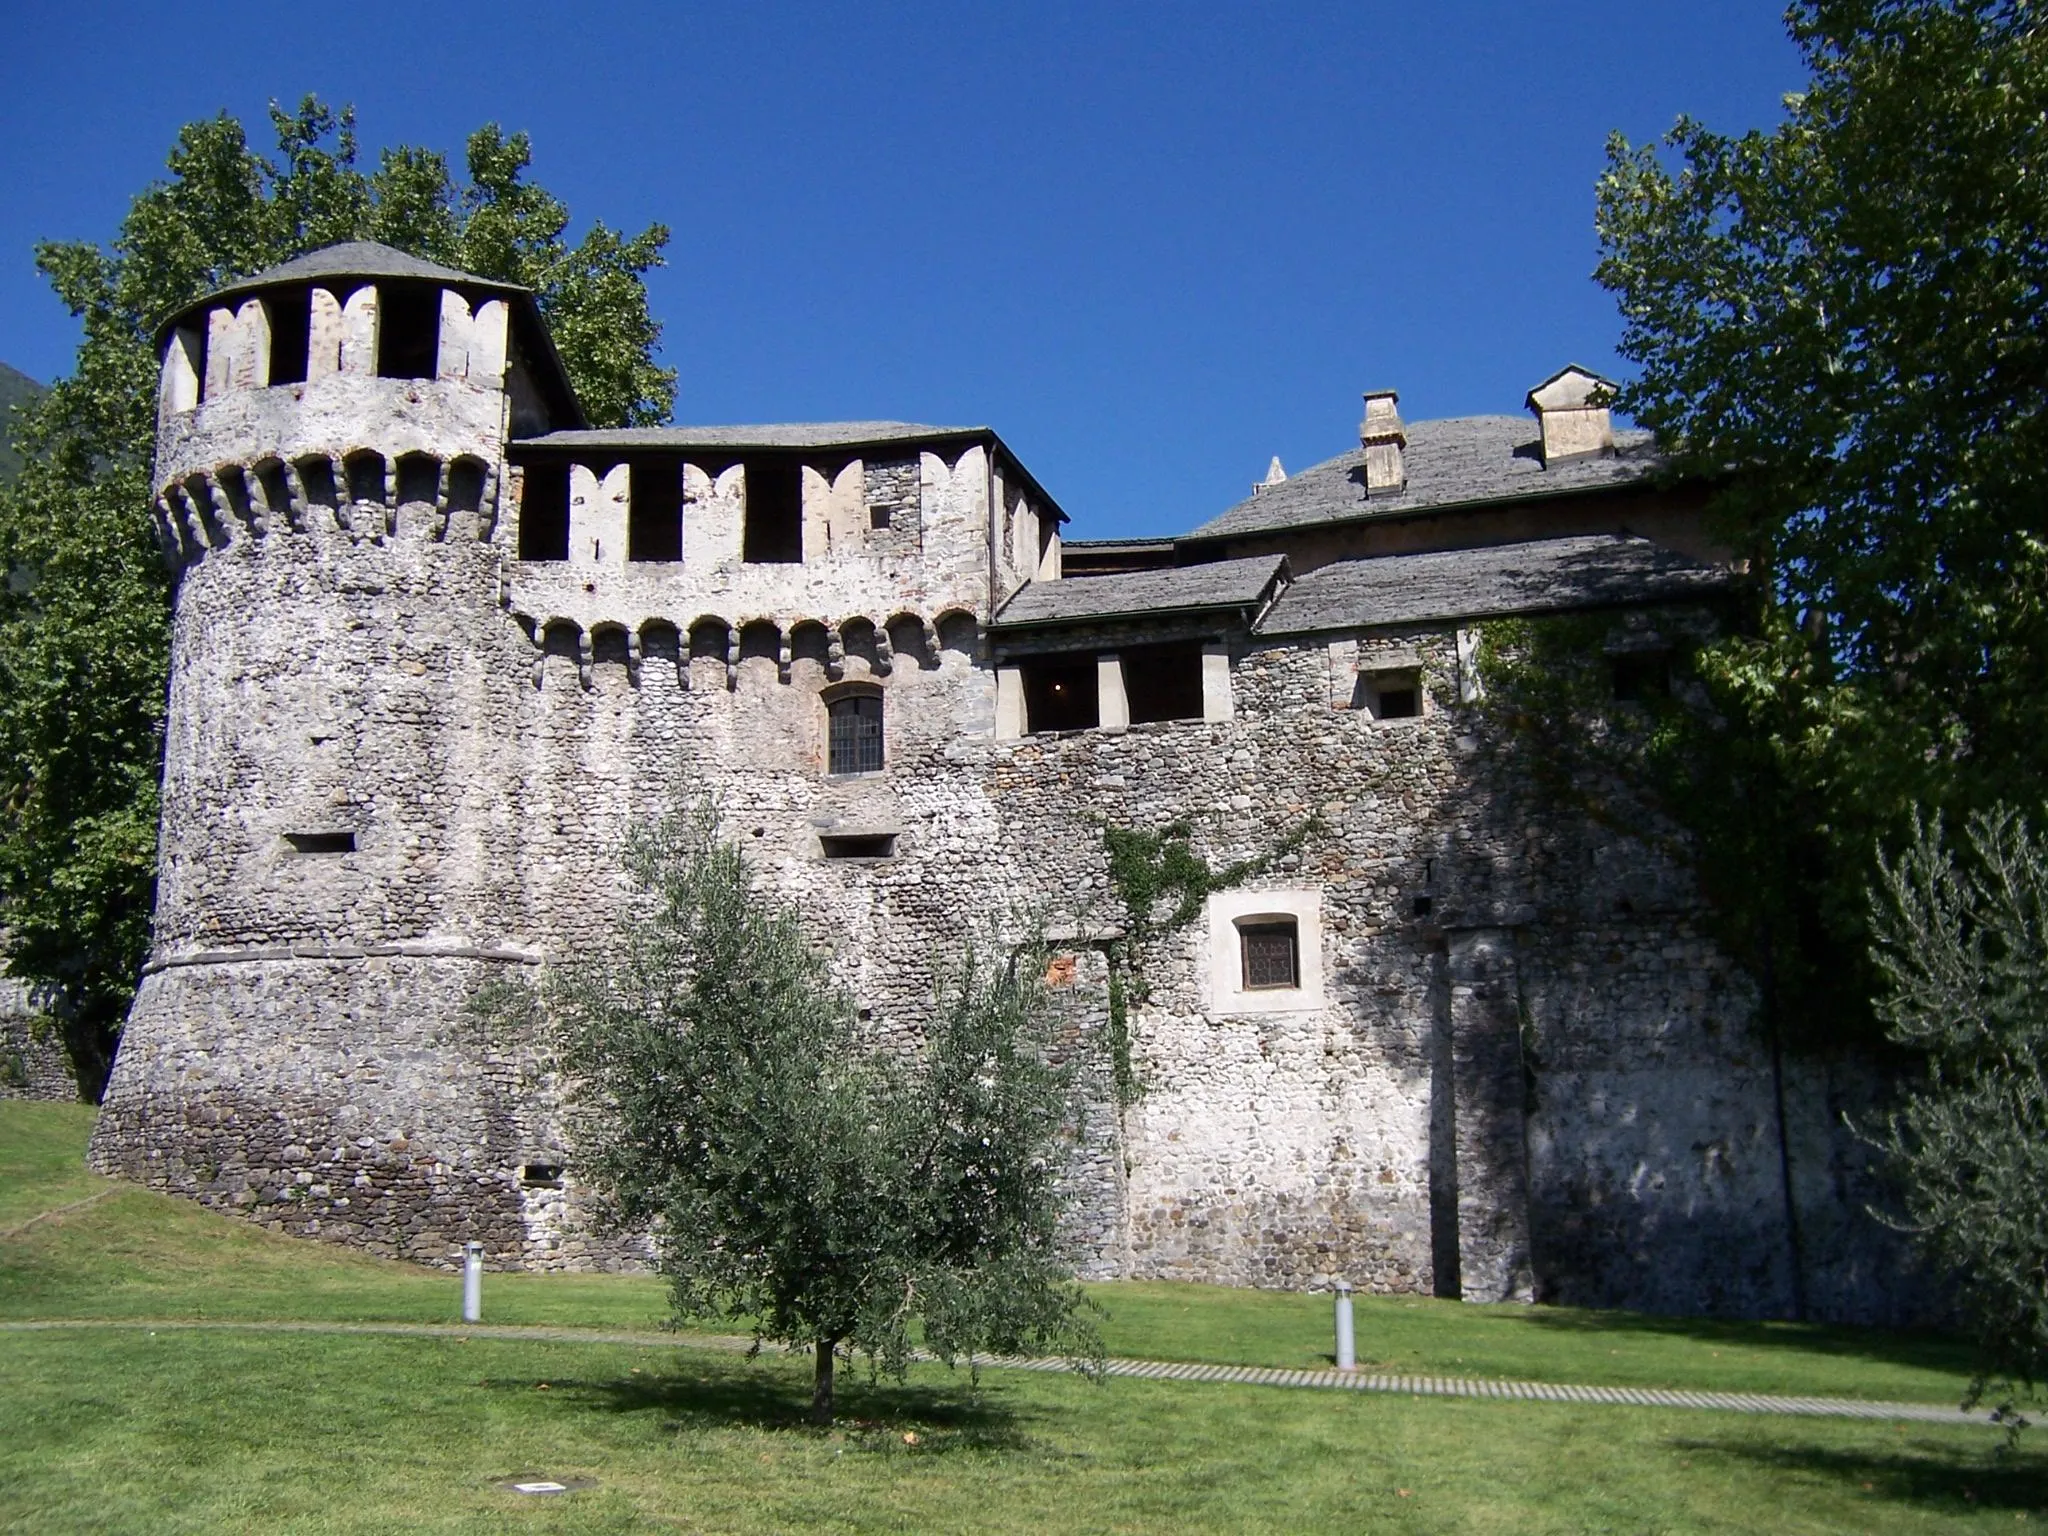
[1098,815,1321,1106]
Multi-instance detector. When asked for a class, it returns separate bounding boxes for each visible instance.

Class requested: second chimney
[1526,365,1617,466]
[1359,390,1406,495]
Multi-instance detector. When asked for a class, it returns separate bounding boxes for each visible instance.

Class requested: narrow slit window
[821,833,897,860]
[1239,920,1300,990]
[285,830,356,854]
[827,693,884,775]
[518,463,571,560]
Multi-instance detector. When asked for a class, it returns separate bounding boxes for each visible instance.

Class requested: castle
[86,241,1912,1321]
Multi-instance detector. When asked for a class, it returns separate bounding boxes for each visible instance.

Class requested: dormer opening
[1122,642,1206,725]
[742,460,803,563]
[1022,655,1098,733]
[376,281,440,380]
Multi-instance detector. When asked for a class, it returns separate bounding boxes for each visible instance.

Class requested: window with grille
[827,693,884,775]
[1239,920,1300,990]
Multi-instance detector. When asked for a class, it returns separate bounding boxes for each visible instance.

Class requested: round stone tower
[88,242,594,1265]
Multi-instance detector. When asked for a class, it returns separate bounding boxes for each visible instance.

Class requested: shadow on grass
[1518,1304,1975,1381]
[1673,1434,2048,1515]
[481,1364,1043,1453]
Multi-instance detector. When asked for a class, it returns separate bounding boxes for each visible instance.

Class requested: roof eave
[1256,578,1731,640]
[1181,468,1671,549]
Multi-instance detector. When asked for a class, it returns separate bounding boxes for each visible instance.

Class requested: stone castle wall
[1,977,75,1101]
[93,483,1914,1317]
[93,265,1914,1317]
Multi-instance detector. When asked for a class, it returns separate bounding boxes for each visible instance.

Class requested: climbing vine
[1099,814,1322,1106]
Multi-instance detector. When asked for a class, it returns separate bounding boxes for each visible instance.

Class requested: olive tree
[522,805,1101,1424]
[1870,807,2048,1430]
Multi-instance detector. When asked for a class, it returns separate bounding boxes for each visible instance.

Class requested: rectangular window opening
[827,693,885,775]
[1355,670,1422,721]
[285,830,356,854]
[628,459,683,562]
[820,832,897,860]
[268,289,310,385]
[1123,641,1206,725]
[1021,655,1099,733]
[376,282,440,380]
[1611,651,1671,703]
[517,462,571,560]
[742,460,803,563]
[519,1163,564,1188]
[1240,920,1300,990]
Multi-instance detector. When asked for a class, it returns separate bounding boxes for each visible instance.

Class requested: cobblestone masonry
[90,250,1917,1320]
[0,977,75,1101]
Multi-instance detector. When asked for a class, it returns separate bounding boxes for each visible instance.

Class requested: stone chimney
[1526,365,1617,466]
[1253,456,1287,495]
[1359,390,1406,495]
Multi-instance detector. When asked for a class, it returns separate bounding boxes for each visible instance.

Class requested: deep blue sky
[0,2,1801,538]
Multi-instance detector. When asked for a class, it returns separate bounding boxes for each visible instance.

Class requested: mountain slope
[0,362,45,483]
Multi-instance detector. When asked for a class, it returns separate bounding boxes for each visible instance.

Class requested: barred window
[827,693,884,775]
[1239,920,1300,990]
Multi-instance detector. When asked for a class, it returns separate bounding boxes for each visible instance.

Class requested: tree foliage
[1869,807,2048,1431]
[0,99,674,1096]
[525,805,1100,1424]
[1476,615,1873,1054]
[1591,0,2048,1041]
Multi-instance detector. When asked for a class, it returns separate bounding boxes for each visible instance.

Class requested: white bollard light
[462,1241,484,1324]
[1333,1279,1356,1372]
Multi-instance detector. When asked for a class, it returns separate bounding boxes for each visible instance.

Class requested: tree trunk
[811,1338,836,1425]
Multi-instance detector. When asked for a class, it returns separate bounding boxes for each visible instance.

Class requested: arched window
[826,690,884,775]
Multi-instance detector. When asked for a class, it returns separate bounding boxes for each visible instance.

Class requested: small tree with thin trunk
[522,804,1100,1423]
[1870,805,2048,1433]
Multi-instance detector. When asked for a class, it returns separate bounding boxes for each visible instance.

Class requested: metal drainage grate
[497,1475,594,1497]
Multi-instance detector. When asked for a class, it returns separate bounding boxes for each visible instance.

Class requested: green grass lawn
[4,1325,2040,1535]
[3,1101,2040,1532]
[0,1103,1979,1402]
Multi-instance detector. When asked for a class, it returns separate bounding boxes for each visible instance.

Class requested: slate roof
[1188,415,1662,542]
[162,241,523,334]
[523,422,981,452]
[152,240,589,428]
[1254,535,1726,636]
[1061,536,1178,555]
[993,554,1287,628]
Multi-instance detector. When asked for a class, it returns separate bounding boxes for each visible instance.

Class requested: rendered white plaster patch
[1203,888,1325,1016]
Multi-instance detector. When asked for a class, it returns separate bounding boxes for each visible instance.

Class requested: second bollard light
[1333,1279,1356,1372]
[462,1240,483,1323]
